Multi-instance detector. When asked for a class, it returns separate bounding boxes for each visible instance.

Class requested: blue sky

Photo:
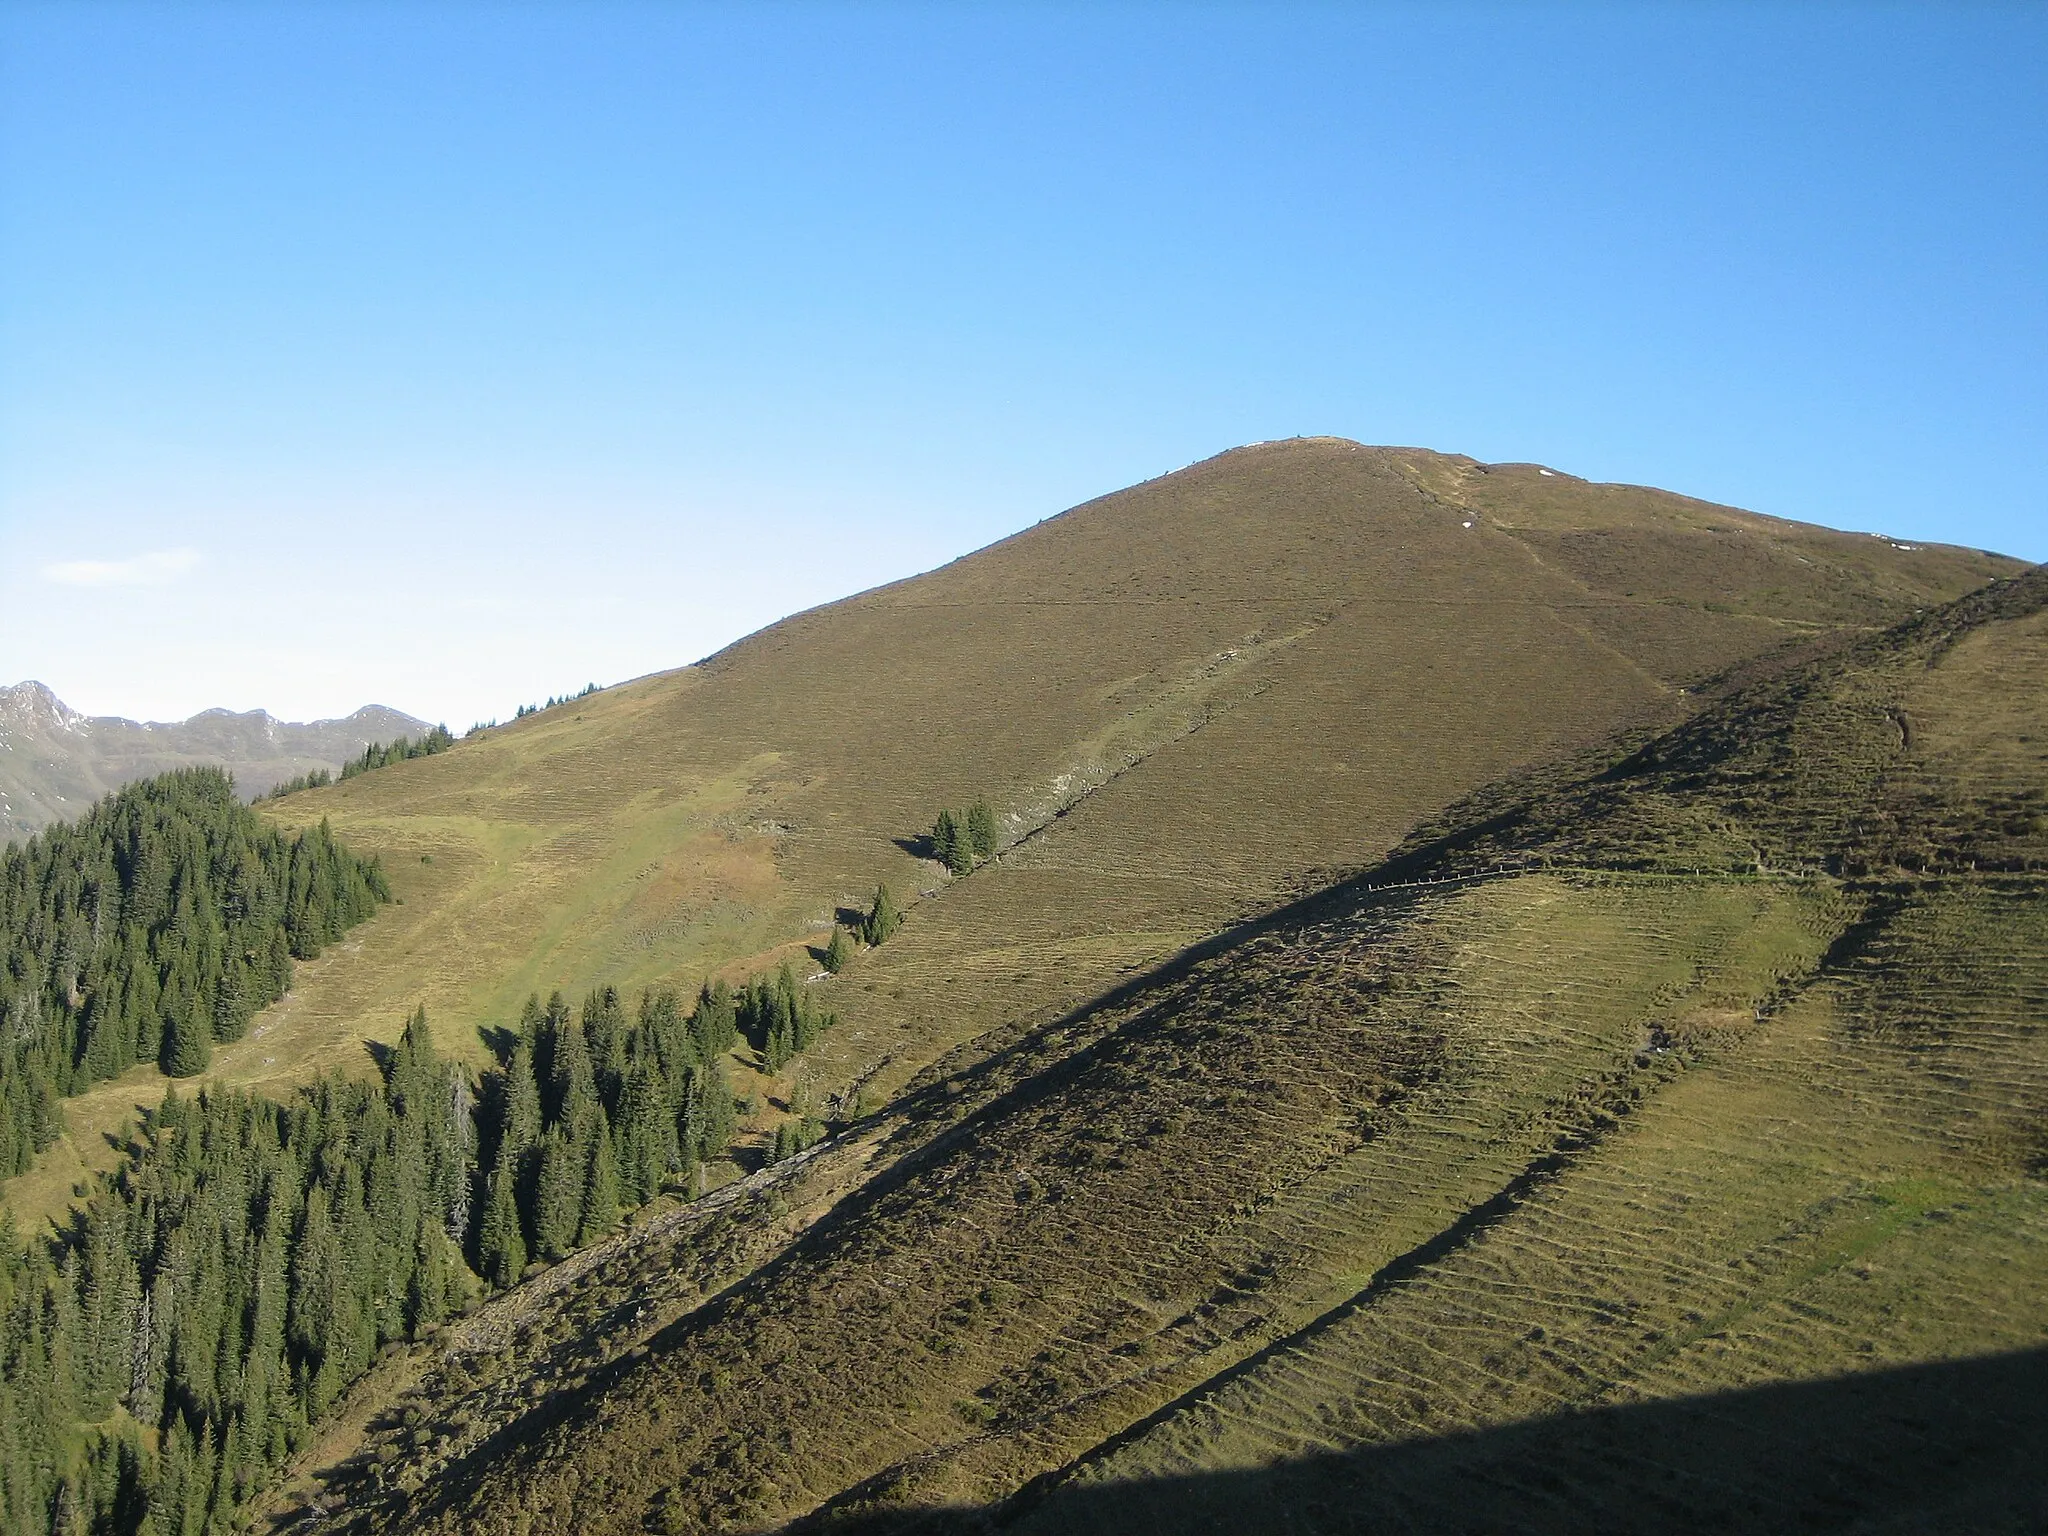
[2,2,2042,727]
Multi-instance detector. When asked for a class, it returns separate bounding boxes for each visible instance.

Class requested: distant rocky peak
[0,681,82,732]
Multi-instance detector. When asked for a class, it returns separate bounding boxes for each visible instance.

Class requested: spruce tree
[531,1128,582,1261]
[614,1063,672,1207]
[932,809,961,868]
[476,1146,526,1288]
[688,1061,738,1166]
[544,1013,596,1130]
[577,1128,620,1246]
[690,981,737,1059]
[967,801,997,861]
[407,1217,454,1337]
[500,1037,542,1168]
[161,1006,211,1078]
[862,884,900,946]
[823,925,852,973]
[582,984,627,1102]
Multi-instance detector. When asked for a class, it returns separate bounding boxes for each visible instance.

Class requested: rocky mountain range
[0,681,427,841]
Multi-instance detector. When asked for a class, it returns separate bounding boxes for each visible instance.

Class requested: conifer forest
[0,770,847,1532]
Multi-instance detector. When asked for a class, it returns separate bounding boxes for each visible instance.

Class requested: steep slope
[10,441,2014,1230]
[291,574,2045,1529]
[197,449,2022,1077]
[0,681,426,841]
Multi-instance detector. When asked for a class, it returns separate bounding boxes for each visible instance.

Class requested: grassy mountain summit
[320,563,2048,1536]
[200,443,2018,1106]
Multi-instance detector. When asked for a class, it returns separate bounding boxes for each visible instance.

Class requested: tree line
[337,725,455,782]
[263,725,458,803]
[0,770,389,1177]
[259,769,330,800]
[512,684,601,721]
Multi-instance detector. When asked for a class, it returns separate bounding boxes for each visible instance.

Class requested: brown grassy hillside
[4,441,2015,1229]
[278,562,2044,1529]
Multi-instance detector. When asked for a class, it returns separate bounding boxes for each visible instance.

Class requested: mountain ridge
[0,681,428,841]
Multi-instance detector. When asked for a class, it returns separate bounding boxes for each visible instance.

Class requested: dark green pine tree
[863,883,900,946]
[500,1035,542,1167]
[966,800,998,861]
[407,1214,457,1338]
[211,958,248,1044]
[543,1007,596,1129]
[690,980,738,1059]
[388,1006,438,1114]
[476,1144,527,1288]
[685,1060,738,1168]
[582,984,627,1105]
[287,1182,335,1371]
[160,999,212,1077]
[797,1001,831,1055]
[530,1127,583,1262]
[577,1123,620,1246]
[822,925,853,973]
[931,809,965,871]
[613,1063,673,1208]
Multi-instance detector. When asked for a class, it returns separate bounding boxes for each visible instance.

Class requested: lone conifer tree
[966,801,997,861]
[932,809,962,868]
[863,884,900,945]
[823,925,852,973]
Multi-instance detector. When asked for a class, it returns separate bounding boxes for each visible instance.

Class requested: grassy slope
[294,568,2043,1530]
[0,442,2014,1236]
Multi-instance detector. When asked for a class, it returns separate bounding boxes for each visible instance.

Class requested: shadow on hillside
[800,1347,2048,1535]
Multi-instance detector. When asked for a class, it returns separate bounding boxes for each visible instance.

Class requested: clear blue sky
[3,2,2042,727]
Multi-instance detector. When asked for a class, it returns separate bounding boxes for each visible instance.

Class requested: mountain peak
[0,683,429,841]
[0,680,81,732]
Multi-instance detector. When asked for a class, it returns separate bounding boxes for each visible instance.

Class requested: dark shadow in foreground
[798,1347,2048,1536]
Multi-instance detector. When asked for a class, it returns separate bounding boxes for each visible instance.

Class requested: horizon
[4,3,2043,727]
